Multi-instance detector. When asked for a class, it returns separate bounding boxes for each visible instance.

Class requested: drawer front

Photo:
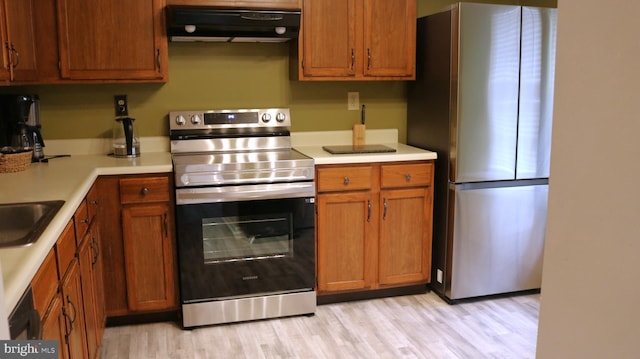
[55,220,76,279]
[74,199,90,241]
[32,250,59,317]
[317,166,373,192]
[381,162,433,188]
[120,176,170,204]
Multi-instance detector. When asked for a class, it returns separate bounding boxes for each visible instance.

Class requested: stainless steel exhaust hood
[166,6,301,43]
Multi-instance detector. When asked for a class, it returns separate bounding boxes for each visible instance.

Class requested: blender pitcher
[113,117,140,157]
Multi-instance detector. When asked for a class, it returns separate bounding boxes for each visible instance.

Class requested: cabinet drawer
[74,199,90,240]
[317,166,373,192]
[55,220,76,278]
[32,250,59,318]
[381,162,433,188]
[120,177,170,204]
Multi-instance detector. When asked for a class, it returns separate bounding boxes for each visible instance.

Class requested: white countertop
[0,152,172,313]
[291,129,437,164]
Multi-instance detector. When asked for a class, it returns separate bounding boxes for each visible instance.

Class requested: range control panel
[169,108,291,131]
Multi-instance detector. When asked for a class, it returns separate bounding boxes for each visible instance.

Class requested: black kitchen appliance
[0,94,45,161]
[166,6,301,42]
[170,108,316,328]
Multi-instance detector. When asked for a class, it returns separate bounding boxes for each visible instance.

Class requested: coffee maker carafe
[0,94,44,161]
[113,117,140,157]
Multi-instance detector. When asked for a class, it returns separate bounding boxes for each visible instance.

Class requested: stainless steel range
[169,108,316,328]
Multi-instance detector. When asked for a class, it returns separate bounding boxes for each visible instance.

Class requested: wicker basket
[0,150,33,173]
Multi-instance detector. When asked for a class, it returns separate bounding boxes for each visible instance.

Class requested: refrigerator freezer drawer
[448,183,548,300]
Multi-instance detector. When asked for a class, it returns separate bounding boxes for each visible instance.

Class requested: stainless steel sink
[0,200,65,248]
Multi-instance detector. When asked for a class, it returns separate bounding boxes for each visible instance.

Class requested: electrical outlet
[348,92,359,110]
[114,95,128,117]
[437,269,443,283]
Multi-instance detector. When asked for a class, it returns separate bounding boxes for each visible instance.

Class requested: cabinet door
[317,192,377,293]
[378,187,432,286]
[301,0,357,77]
[122,203,176,311]
[61,260,88,359]
[42,294,70,359]
[78,234,100,359]
[94,176,129,317]
[363,0,415,78]
[0,2,9,83]
[2,0,38,82]
[90,223,106,344]
[56,0,167,81]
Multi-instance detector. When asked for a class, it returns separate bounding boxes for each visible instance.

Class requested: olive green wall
[6,0,556,142]
[10,43,407,141]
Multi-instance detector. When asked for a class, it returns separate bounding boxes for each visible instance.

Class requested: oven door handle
[176,182,316,204]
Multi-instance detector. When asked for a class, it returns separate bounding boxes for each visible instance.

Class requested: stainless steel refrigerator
[407,3,557,301]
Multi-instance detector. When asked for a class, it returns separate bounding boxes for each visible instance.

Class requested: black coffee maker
[0,94,44,161]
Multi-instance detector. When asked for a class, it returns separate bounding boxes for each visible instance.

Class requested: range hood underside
[167,6,301,43]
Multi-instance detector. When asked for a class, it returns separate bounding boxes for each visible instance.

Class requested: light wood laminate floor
[100,291,539,359]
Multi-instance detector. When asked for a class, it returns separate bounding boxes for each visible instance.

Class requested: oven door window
[202,213,292,263]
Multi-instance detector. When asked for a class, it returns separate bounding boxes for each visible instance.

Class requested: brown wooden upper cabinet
[0,0,39,84]
[292,0,416,81]
[56,0,168,82]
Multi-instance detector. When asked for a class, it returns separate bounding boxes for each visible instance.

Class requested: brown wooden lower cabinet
[122,202,176,312]
[32,187,107,359]
[41,293,69,359]
[316,161,434,299]
[61,259,88,359]
[29,173,177,357]
[95,173,178,318]
[78,227,104,359]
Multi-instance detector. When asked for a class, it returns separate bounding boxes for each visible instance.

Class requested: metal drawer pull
[344,177,350,185]
[141,187,149,195]
[383,198,387,220]
[406,173,412,182]
[367,200,371,222]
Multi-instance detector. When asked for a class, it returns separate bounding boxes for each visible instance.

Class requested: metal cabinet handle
[81,218,89,224]
[164,213,168,237]
[91,199,99,205]
[351,48,355,70]
[141,187,149,195]
[91,237,99,266]
[3,42,9,71]
[383,198,387,220]
[157,48,161,72]
[367,200,371,222]
[64,295,77,331]
[10,43,19,68]
[367,48,371,70]
[405,173,412,182]
[343,177,350,185]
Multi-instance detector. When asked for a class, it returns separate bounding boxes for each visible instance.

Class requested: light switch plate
[348,92,359,110]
